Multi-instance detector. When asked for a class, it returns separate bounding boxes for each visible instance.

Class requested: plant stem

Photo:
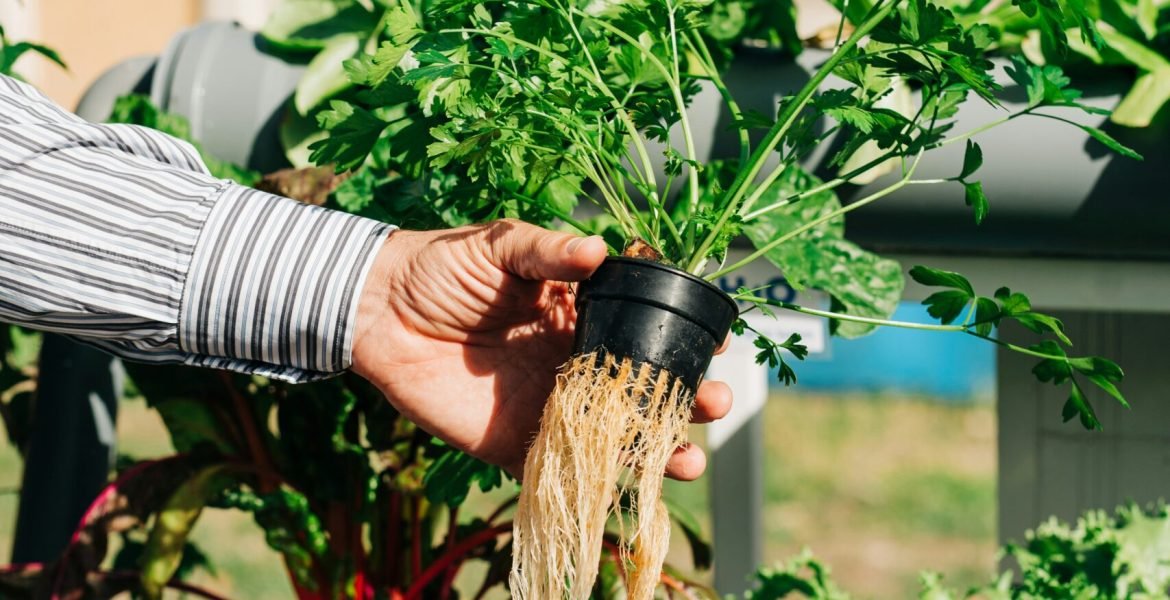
[402,523,513,600]
[660,572,690,595]
[410,497,422,584]
[707,149,924,280]
[740,148,900,220]
[219,372,278,493]
[835,0,851,47]
[963,330,1066,360]
[667,3,703,220]
[686,0,901,273]
[485,495,518,524]
[736,295,1074,364]
[653,198,686,250]
[927,108,1030,149]
[736,294,966,331]
[551,1,662,244]
[572,9,702,235]
[737,100,1033,225]
[685,30,750,165]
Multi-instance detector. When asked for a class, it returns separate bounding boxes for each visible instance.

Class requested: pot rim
[593,256,740,315]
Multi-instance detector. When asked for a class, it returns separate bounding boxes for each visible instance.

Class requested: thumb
[487,220,607,282]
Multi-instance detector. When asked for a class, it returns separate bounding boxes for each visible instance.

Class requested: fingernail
[566,237,586,255]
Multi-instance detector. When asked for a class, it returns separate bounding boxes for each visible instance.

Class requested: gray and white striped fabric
[0,74,394,382]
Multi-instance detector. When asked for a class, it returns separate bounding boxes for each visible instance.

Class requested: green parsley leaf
[963,181,989,224]
[908,266,975,296]
[922,290,971,325]
[959,140,983,180]
[309,100,388,171]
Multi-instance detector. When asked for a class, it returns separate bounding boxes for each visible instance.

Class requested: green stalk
[736,295,1072,363]
[582,150,643,239]
[707,149,923,281]
[927,109,1030,149]
[736,295,966,331]
[665,2,703,221]
[965,331,1068,361]
[685,30,750,165]
[446,27,661,212]
[740,148,901,221]
[517,103,649,240]
[739,78,1025,222]
[464,59,652,239]
[686,0,900,273]
[644,189,685,250]
[556,0,663,238]
[573,10,702,243]
[513,137,637,238]
[508,191,597,235]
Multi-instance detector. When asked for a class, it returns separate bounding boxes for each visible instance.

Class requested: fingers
[666,379,732,480]
[691,380,732,423]
[715,333,730,355]
[665,443,706,481]
[486,220,608,282]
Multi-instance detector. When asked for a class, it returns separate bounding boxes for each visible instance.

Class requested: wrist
[351,228,421,385]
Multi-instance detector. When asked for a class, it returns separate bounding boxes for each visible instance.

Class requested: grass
[662,391,998,598]
[0,391,996,599]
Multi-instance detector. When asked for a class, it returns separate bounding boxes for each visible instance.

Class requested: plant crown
[303,0,1140,430]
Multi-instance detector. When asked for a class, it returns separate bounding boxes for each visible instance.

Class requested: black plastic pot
[573,257,739,392]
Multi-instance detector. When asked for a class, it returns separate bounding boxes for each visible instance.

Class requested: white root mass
[510,351,692,599]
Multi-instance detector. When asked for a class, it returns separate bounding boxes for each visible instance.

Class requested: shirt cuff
[178,184,394,382]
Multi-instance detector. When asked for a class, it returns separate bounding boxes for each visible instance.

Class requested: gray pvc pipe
[685,49,1170,260]
[74,55,157,126]
[80,25,1170,259]
[151,21,305,173]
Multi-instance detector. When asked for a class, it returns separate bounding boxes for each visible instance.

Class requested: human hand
[350,220,733,479]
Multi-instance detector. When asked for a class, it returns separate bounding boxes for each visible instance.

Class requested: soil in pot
[510,256,738,600]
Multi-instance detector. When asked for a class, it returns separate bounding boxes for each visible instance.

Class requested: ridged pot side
[573,257,739,392]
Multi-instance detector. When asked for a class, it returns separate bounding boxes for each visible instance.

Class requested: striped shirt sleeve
[0,74,394,383]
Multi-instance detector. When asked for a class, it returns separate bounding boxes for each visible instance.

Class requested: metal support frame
[707,341,769,595]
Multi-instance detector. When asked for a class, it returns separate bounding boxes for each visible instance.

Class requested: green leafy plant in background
[747,502,1170,599]
[942,0,1170,127]
[0,22,65,81]
[106,95,263,186]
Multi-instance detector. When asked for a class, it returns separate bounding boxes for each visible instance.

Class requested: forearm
[0,74,393,382]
